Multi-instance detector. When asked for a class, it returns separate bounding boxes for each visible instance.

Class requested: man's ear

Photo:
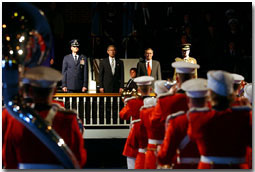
[176,74,180,83]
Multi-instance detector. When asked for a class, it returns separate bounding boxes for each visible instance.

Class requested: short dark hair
[107,45,116,51]
[139,85,150,94]
[144,48,153,52]
[130,68,137,73]
[177,73,195,84]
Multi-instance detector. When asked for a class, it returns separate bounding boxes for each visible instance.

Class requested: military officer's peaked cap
[134,76,154,86]
[154,80,169,95]
[231,73,244,84]
[172,61,200,74]
[23,66,62,88]
[207,70,234,96]
[70,39,80,47]
[182,43,191,50]
[181,78,208,98]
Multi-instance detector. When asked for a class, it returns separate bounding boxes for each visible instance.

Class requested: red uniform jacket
[2,106,87,169]
[119,97,144,158]
[132,120,147,169]
[119,97,143,120]
[158,110,202,169]
[187,106,252,169]
[150,93,189,140]
[139,104,158,169]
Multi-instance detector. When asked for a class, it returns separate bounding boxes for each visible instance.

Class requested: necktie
[75,55,78,63]
[147,61,151,76]
[111,58,115,75]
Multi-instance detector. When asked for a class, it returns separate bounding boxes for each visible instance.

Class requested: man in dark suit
[136,48,162,81]
[62,39,88,93]
[99,45,124,93]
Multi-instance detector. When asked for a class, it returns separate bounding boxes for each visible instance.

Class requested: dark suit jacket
[99,57,124,93]
[62,54,88,91]
[136,59,162,80]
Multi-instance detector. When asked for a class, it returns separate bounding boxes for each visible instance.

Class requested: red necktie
[147,61,151,76]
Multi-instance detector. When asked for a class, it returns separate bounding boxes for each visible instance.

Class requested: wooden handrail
[54,93,121,97]
[54,93,156,97]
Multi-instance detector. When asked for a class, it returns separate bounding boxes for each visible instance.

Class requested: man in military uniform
[187,70,252,169]
[119,76,154,169]
[173,43,197,80]
[157,78,208,169]
[62,39,88,93]
[3,66,87,169]
[138,80,170,169]
[149,62,200,167]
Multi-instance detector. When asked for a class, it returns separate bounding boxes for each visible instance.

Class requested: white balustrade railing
[54,93,130,127]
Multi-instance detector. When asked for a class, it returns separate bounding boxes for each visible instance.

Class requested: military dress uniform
[3,106,87,169]
[187,107,252,169]
[157,79,208,169]
[173,44,198,80]
[132,97,156,169]
[119,76,154,169]
[119,96,144,165]
[187,70,252,169]
[2,66,87,169]
[137,97,157,169]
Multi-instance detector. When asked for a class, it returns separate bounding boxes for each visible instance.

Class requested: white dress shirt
[146,59,152,69]
[109,56,116,74]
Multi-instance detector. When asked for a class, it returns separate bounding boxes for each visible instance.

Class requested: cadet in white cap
[158,78,208,169]
[171,61,200,93]
[244,83,252,104]
[150,62,199,169]
[231,73,244,96]
[207,70,234,110]
[119,76,154,169]
[187,70,252,169]
[3,66,87,169]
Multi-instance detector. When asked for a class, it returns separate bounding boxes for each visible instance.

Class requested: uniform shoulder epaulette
[156,92,173,100]
[165,111,185,129]
[175,57,183,61]
[58,108,77,116]
[189,107,210,112]
[140,104,156,111]
[124,96,137,104]
[131,119,141,124]
[231,106,251,111]
[51,103,65,110]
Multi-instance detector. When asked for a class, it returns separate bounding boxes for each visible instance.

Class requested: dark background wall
[32,2,252,82]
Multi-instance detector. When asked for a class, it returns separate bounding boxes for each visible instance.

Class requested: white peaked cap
[23,66,62,88]
[244,83,252,103]
[134,76,154,86]
[154,80,169,95]
[231,73,244,84]
[172,61,200,74]
[207,70,234,96]
[143,97,156,108]
[181,78,208,98]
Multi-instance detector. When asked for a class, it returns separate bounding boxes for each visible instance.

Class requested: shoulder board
[175,57,183,61]
[165,111,185,129]
[58,108,77,115]
[51,103,65,110]
[140,104,155,111]
[131,119,141,124]
[231,106,251,111]
[124,96,137,104]
[189,107,210,112]
[156,92,173,100]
